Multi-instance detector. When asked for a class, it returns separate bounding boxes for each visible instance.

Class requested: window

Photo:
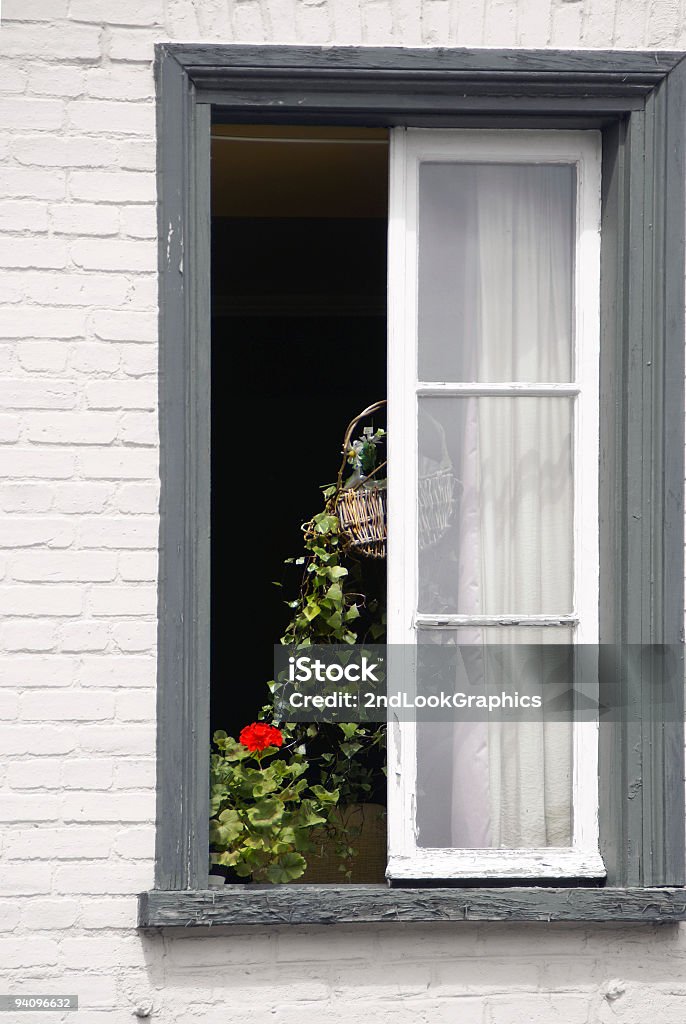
[387,129,603,881]
[140,45,686,927]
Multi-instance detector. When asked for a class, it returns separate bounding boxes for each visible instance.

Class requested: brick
[120,345,157,376]
[0,380,76,408]
[79,897,136,929]
[8,825,112,862]
[0,201,49,232]
[28,65,87,98]
[70,0,164,24]
[59,620,111,652]
[1,723,77,752]
[0,690,19,718]
[17,341,69,373]
[0,795,61,824]
[112,621,156,652]
[0,167,66,202]
[26,412,119,445]
[86,67,155,100]
[53,482,113,514]
[0,415,20,442]
[0,902,21,931]
[0,449,75,479]
[167,937,277,969]
[118,139,156,171]
[87,585,157,616]
[61,792,154,823]
[0,586,82,616]
[79,516,158,549]
[62,759,114,791]
[112,826,155,860]
[0,656,75,689]
[60,935,147,971]
[0,938,58,966]
[0,236,68,268]
[0,481,53,509]
[91,310,157,342]
[21,271,129,308]
[11,551,118,582]
[67,100,155,136]
[646,0,680,45]
[121,204,157,238]
[107,27,158,62]
[21,690,115,722]
[0,278,24,305]
[295,2,332,40]
[233,1,267,39]
[70,342,121,374]
[114,483,159,514]
[0,519,75,549]
[7,759,65,791]
[0,307,84,338]
[86,380,156,410]
[487,995,590,1023]
[0,66,28,94]
[0,23,102,61]
[119,551,157,581]
[3,0,70,19]
[124,276,157,309]
[51,202,120,236]
[70,168,155,204]
[77,723,155,754]
[0,98,64,131]
[78,448,158,479]
[113,758,155,789]
[19,899,80,930]
[119,412,157,446]
[14,135,117,168]
[71,238,155,272]
[116,689,155,721]
[78,655,155,688]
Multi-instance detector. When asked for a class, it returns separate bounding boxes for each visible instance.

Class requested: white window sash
[386,128,604,881]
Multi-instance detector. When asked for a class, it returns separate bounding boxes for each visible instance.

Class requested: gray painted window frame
[141,44,686,927]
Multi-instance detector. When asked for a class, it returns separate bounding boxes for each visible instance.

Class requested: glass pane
[417,162,575,382]
[415,627,573,849]
[418,396,574,615]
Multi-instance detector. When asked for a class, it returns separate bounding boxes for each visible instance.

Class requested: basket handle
[336,400,387,490]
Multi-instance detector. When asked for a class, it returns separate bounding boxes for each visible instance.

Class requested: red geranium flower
[239,722,283,752]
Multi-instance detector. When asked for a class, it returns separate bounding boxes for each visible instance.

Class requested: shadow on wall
[136,920,686,1022]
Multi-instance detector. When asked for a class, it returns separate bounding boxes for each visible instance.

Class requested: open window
[387,129,603,882]
[142,45,686,927]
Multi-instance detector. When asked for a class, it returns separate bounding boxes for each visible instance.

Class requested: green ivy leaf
[265,852,307,883]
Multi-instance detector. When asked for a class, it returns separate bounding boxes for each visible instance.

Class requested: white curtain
[416,163,574,849]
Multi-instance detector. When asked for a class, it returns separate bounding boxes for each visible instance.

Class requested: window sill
[138,885,686,927]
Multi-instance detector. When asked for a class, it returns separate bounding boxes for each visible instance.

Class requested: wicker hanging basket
[335,401,387,559]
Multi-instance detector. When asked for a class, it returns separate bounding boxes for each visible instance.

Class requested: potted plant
[209,722,339,884]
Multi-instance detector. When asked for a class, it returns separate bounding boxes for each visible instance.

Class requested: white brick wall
[1,1,685,1022]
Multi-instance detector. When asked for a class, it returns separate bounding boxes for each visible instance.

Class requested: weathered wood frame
[143,44,686,926]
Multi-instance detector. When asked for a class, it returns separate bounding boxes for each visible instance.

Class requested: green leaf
[311,785,339,804]
[265,852,307,883]
[247,797,284,829]
[302,602,320,622]
[327,565,348,581]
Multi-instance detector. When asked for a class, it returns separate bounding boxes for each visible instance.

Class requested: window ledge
[138,885,686,928]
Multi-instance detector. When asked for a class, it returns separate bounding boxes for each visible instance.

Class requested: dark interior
[210,128,389,738]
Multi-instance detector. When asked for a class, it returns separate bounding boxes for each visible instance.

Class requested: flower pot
[300,803,386,884]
